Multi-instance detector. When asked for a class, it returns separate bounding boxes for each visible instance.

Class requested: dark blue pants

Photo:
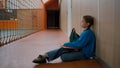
[46,48,86,62]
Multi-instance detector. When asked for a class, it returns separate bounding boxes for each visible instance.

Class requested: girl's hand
[62,46,80,51]
[62,46,71,48]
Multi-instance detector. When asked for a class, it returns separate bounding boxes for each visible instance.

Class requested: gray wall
[60,0,120,68]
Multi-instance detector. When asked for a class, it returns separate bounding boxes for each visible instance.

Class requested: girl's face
[80,18,89,28]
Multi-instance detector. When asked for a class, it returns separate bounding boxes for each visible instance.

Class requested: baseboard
[96,57,111,68]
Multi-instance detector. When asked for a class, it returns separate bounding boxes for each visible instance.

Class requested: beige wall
[71,0,81,34]
[114,0,120,68]
[60,0,120,68]
[17,9,32,29]
[17,9,44,30]
[99,0,115,67]
[60,0,68,35]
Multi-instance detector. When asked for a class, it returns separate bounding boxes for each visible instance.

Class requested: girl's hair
[83,15,94,28]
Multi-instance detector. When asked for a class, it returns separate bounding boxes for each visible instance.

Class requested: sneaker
[32,55,46,64]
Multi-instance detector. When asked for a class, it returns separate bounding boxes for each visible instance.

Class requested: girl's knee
[61,53,85,62]
[61,55,68,62]
[60,54,73,62]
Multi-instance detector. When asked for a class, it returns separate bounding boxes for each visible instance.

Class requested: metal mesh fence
[0,0,44,46]
[0,9,43,46]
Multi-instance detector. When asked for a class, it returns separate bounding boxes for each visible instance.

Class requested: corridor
[0,0,120,68]
[0,29,102,68]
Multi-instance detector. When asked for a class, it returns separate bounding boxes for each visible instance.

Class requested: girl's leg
[61,51,86,62]
[33,48,70,63]
[46,48,70,61]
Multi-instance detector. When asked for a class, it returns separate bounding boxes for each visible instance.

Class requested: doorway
[47,10,60,29]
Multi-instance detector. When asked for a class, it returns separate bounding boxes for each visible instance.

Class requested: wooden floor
[0,29,103,68]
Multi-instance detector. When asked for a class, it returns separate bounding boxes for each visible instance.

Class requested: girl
[33,15,95,64]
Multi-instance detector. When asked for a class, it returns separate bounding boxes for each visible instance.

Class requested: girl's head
[81,15,94,29]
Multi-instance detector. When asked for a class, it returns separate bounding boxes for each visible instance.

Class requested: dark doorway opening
[47,10,60,29]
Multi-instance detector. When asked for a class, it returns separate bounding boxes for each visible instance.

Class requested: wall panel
[60,0,68,35]
[99,0,115,67]
[114,0,120,68]
[72,0,81,34]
